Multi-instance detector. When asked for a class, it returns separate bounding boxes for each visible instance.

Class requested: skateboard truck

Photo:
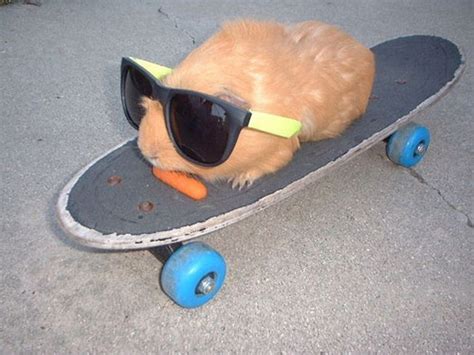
[149,242,183,263]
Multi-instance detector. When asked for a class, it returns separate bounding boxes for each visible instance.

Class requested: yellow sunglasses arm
[248,110,302,138]
[129,57,173,80]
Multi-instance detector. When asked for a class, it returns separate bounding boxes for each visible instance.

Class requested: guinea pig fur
[138,19,375,188]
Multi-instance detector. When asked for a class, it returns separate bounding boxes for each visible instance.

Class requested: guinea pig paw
[229,172,258,190]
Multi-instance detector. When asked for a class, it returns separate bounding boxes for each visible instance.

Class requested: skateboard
[57,36,465,308]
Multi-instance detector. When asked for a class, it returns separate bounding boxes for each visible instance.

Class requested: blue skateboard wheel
[386,123,431,168]
[161,242,226,308]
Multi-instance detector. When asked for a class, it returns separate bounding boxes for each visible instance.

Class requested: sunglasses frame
[120,57,301,167]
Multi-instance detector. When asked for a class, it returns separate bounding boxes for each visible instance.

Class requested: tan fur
[138,20,375,187]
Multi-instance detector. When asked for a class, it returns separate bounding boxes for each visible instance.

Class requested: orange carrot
[152,167,208,201]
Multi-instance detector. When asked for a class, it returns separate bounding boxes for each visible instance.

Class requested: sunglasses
[121,57,302,167]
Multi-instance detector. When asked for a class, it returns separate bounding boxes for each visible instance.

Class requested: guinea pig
[138,20,375,188]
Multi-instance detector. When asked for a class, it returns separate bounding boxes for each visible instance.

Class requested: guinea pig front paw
[228,171,262,190]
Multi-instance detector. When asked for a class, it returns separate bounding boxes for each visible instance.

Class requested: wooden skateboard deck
[57,35,465,250]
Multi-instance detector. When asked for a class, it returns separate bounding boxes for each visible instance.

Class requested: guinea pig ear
[215,88,251,110]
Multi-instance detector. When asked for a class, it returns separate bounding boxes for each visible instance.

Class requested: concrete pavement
[1,0,472,352]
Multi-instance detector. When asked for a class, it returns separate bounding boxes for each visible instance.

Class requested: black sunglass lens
[170,94,230,165]
[124,67,153,128]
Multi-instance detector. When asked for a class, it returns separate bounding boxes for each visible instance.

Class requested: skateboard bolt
[197,274,215,295]
[138,201,154,212]
[415,142,426,156]
[107,175,122,186]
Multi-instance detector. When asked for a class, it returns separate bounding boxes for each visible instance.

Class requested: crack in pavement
[408,169,473,229]
[158,7,196,45]
[374,151,472,229]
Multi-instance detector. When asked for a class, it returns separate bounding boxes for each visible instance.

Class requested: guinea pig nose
[147,155,162,168]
